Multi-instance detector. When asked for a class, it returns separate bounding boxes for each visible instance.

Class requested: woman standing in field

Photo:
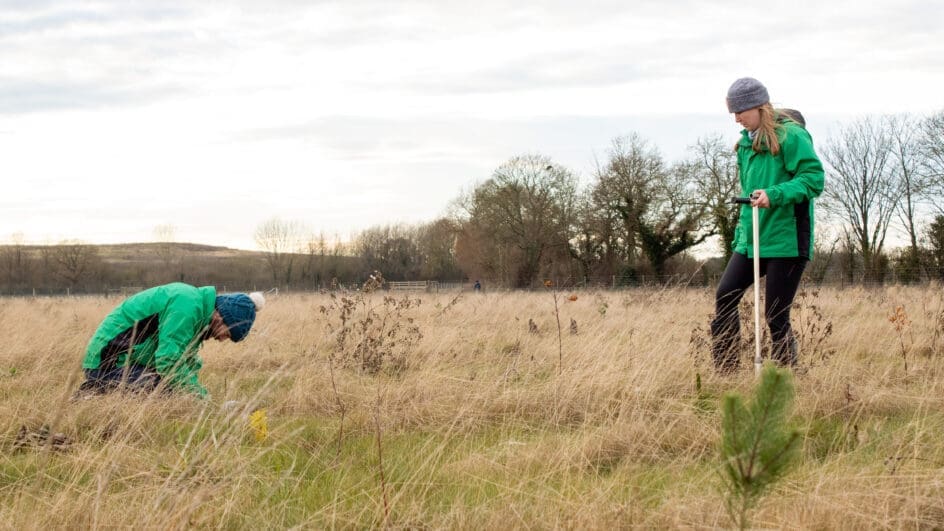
[710,77,825,372]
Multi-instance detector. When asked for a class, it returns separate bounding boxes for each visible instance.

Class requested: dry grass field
[2,284,944,529]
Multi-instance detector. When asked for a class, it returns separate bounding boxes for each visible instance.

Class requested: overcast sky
[2,0,942,250]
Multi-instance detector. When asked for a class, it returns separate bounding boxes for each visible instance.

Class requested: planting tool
[732,195,763,376]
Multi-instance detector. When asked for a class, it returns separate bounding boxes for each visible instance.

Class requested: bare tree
[254,218,305,286]
[152,223,180,280]
[153,224,177,242]
[807,226,842,284]
[592,134,713,278]
[454,218,503,283]
[416,218,462,280]
[460,154,578,288]
[690,134,740,262]
[638,160,714,276]
[887,114,930,276]
[571,190,622,280]
[302,232,350,286]
[821,117,900,283]
[52,240,102,288]
[0,232,31,292]
[329,233,348,283]
[355,224,421,280]
[300,231,330,288]
[590,134,662,271]
[920,110,944,214]
[925,215,944,280]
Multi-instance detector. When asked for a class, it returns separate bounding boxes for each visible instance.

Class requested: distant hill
[2,241,260,260]
[91,242,266,262]
[0,242,360,295]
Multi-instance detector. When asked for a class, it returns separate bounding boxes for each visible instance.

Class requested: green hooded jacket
[82,283,216,396]
[733,118,825,259]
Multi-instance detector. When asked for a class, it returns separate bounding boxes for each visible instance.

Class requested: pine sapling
[720,365,801,530]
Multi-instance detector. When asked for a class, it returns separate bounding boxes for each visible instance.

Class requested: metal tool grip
[730,197,753,205]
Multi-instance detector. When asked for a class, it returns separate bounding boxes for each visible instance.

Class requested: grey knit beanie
[726,77,769,113]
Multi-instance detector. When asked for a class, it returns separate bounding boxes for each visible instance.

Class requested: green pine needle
[720,365,801,530]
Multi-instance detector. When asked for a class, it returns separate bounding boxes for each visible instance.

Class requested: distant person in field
[473,280,482,292]
[78,282,264,397]
[711,78,824,372]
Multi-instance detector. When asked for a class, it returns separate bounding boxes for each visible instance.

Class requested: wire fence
[2,268,942,298]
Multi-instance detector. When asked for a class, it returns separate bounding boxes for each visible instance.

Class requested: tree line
[3,110,944,293]
[248,110,944,289]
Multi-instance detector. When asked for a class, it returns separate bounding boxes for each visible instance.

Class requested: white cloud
[1,0,942,249]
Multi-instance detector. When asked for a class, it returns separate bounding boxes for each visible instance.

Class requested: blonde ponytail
[752,103,782,155]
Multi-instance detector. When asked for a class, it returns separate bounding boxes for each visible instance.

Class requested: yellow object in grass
[249,409,269,442]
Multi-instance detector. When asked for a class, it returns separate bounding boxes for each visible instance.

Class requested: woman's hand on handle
[750,190,770,208]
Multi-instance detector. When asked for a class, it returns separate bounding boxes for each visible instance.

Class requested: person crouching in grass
[78,282,264,397]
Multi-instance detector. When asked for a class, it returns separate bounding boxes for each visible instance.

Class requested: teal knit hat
[215,292,264,342]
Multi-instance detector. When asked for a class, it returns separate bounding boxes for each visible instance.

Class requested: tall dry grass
[1,285,944,529]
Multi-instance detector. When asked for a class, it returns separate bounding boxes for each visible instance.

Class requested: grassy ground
[2,285,944,529]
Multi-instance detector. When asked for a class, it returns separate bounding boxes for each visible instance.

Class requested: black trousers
[78,364,162,394]
[710,252,807,371]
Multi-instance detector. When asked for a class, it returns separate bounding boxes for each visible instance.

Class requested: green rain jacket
[733,119,825,259]
[82,283,216,396]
